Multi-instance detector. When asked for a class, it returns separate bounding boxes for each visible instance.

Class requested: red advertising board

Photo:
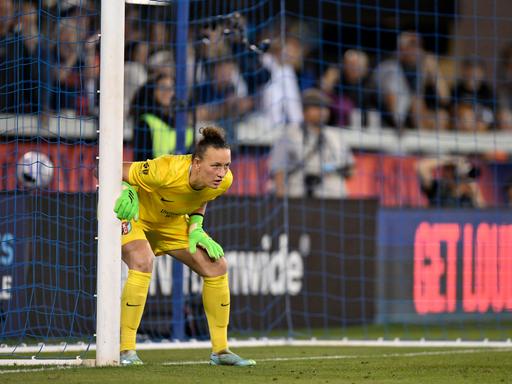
[377,209,512,323]
[0,143,501,206]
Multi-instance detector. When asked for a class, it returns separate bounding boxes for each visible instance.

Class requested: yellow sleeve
[224,170,233,191]
[128,157,174,192]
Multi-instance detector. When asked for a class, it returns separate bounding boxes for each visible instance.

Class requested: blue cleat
[120,350,144,366]
[210,350,256,367]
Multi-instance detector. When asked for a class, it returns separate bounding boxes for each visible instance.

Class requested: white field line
[0,366,75,375]
[162,348,512,366]
[1,338,512,355]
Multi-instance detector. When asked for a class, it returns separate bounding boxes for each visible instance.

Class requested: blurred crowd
[2,1,512,133]
[0,0,100,115]
[2,1,512,204]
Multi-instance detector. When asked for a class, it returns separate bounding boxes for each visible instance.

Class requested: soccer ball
[17,151,54,188]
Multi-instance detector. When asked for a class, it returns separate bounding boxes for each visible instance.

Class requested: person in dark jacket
[130,73,194,161]
[0,2,51,114]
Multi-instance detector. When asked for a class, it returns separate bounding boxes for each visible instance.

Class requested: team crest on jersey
[141,162,149,175]
[121,221,132,235]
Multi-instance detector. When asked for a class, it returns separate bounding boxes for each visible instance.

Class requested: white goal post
[96,0,126,367]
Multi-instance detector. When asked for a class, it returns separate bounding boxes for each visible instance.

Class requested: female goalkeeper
[114,126,255,367]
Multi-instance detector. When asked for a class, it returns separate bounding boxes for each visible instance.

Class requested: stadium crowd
[1,0,511,205]
[2,1,512,132]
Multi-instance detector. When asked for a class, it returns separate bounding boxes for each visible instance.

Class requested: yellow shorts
[121,216,189,255]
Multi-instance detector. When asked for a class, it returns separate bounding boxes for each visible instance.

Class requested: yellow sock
[202,273,230,353]
[120,269,152,352]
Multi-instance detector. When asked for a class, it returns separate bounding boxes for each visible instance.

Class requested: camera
[304,174,322,197]
[453,159,481,180]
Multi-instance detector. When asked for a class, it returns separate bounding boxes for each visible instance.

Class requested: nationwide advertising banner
[0,193,378,339]
[141,197,379,336]
[376,209,512,323]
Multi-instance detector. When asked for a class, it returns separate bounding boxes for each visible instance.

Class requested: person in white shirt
[260,35,304,127]
[269,89,355,199]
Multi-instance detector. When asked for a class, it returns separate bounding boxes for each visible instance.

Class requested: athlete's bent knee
[203,257,227,277]
[122,240,154,273]
[218,257,228,274]
[128,254,154,273]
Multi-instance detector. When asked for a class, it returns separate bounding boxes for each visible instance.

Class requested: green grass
[1,346,511,383]
[230,321,512,341]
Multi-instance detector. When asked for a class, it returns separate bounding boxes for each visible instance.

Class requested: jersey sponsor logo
[126,302,141,307]
[121,221,132,235]
[221,302,230,307]
[160,197,174,203]
[160,208,180,218]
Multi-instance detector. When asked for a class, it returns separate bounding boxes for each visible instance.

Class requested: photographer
[417,157,485,208]
[269,88,355,199]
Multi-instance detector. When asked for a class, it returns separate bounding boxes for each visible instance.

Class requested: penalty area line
[162,348,512,366]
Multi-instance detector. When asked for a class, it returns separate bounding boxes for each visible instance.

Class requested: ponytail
[193,126,230,159]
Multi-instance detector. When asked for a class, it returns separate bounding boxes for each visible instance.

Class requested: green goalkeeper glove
[114,181,139,221]
[188,214,224,260]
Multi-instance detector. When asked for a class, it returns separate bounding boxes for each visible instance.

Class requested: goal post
[96,0,126,366]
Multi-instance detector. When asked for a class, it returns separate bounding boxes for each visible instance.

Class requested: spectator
[269,88,355,199]
[0,0,14,47]
[149,20,171,56]
[51,19,99,114]
[130,74,194,161]
[190,23,232,94]
[190,15,270,99]
[417,157,485,208]
[0,0,22,111]
[187,16,271,145]
[147,50,174,79]
[497,43,512,130]
[372,31,450,130]
[220,14,271,96]
[0,1,51,114]
[125,5,144,44]
[320,49,371,127]
[450,58,495,131]
[146,19,175,80]
[319,65,340,125]
[287,21,316,91]
[260,30,304,127]
[58,2,97,45]
[453,102,489,132]
[422,53,451,130]
[124,41,149,116]
[193,58,253,142]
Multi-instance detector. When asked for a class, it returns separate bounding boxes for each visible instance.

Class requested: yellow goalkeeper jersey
[128,154,232,223]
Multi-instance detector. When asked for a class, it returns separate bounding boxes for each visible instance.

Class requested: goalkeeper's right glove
[114,181,139,221]
[188,214,224,260]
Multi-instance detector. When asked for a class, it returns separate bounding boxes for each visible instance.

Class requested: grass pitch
[1,346,511,383]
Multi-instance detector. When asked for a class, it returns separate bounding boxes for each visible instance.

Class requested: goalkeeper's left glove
[114,181,139,221]
[188,213,224,260]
